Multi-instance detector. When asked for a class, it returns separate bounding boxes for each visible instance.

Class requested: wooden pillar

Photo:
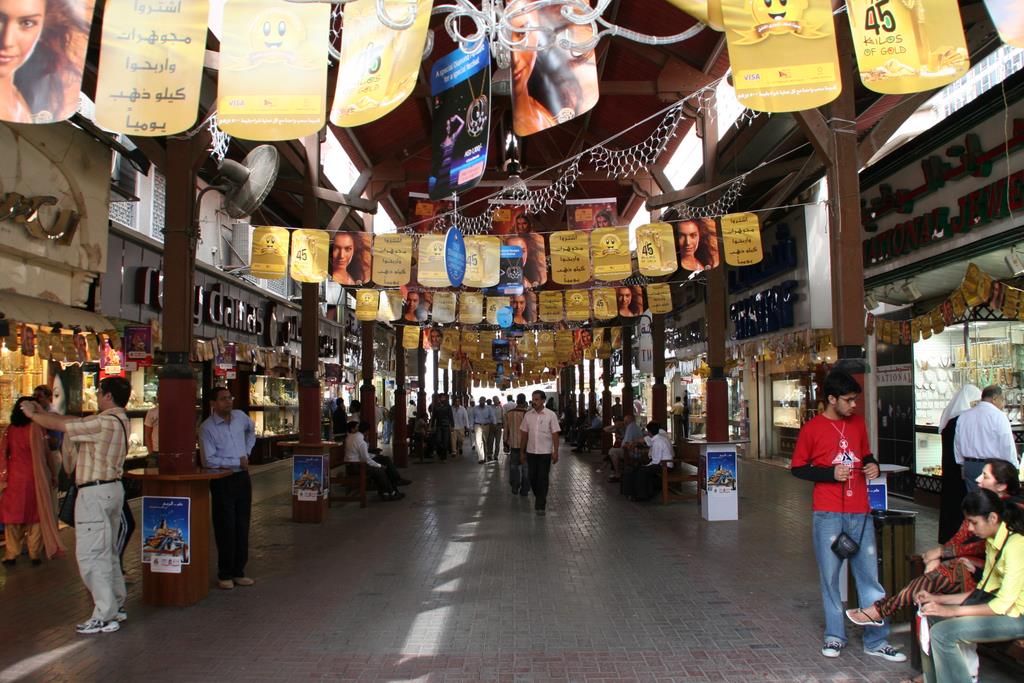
[393,336,408,467]
[601,356,612,453]
[622,328,634,418]
[577,363,585,419]
[298,135,322,447]
[442,358,449,394]
[652,315,667,428]
[157,137,203,474]
[588,357,597,416]
[360,321,376,449]
[432,348,439,396]
[416,348,427,419]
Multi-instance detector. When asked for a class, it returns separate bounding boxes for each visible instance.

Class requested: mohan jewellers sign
[862,117,1024,267]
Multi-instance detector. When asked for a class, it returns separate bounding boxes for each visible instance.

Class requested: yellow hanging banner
[539,331,556,356]
[289,229,329,283]
[635,223,677,276]
[520,331,536,355]
[95,0,208,135]
[549,231,592,284]
[847,0,968,95]
[379,290,404,321]
[539,292,565,323]
[417,235,450,287]
[402,325,421,350]
[610,327,622,349]
[984,1,1024,49]
[459,292,484,323]
[486,297,508,325]
[463,236,501,288]
[432,292,457,324]
[442,328,460,353]
[591,227,632,281]
[555,330,574,359]
[249,226,290,279]
[565,290,591,322]
[592,288,617,320]
[330,0,432,126]
[355,290,380,321]
[217,0,330,140]
[646,283,674,314]
[719,213,764,266]
[720,0,841,113]
[372,234,414,287]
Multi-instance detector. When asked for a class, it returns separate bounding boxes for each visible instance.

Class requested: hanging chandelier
[295,0,708,67]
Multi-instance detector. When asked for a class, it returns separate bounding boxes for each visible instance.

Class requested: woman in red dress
[1,396,64,566]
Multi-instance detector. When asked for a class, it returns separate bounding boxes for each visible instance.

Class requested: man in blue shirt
[200,386,257,590]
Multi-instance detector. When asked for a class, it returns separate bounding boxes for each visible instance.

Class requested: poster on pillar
[507,0,599,136]
[0,0,95,124]
[462,237,501,288]
[329,231,372,286]
[216,0,329,140]
[615,286,644,318]
[567,198,618,232]
[289,229,329,282]
[399,286,431,323]
[249,226,290,279]
[635,223,677,276]
[95,0,207,135]
[371,234,413,286]
[984,0,1024,48]
[428,44,491,199]
[549,231,592,285]
[141,496,190,568]
[719,213,763,266]
[330,0,432,127]
[846,0,968,95]
[591,228,632,281]
[719,0,841,113]
[431,292,457,323]
[674,217,721,274]
[292,455,326,500]
[355,290,379,321]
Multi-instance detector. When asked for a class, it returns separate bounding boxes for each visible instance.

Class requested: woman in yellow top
[913,489,1024,683]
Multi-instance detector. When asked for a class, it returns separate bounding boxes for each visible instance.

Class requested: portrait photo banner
[719,212,763,266]
[720,0,841,113]
[217,0,329,140]
[289,229,329,282]
[330,0,432,127]
[508,0,599,135]
[96,0,206,135]
[847,0,968,95]
[249,226,290,279]
[429,44,491,199]
[566,198,618,232]
[372,234,413,286]
[329,231,372,286]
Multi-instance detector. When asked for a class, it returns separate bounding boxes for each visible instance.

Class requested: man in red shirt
[791,371,906,663]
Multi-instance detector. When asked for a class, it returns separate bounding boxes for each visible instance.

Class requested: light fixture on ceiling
[901,280,923,301]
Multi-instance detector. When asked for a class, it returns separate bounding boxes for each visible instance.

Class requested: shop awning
[0,291,115,332]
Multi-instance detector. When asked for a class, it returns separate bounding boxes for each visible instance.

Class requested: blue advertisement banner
[706,451,737,493]
[429,45,490,199]
[293,455,326,499]
[142,496,191,567]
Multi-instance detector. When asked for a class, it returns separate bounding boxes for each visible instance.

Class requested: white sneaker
[115,609,127,622]
[864,645,907,663]
[76,618,120,634]
[821,641,844,658]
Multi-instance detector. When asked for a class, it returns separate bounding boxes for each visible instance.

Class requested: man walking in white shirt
[954,385,1019,491]
[488,395,504,462]
[471,397,491,463]
[520,390,560,516]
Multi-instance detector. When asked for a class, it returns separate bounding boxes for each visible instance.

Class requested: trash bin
[848,509,917,623]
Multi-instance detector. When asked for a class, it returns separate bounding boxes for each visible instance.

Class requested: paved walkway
[0,445,1018,682]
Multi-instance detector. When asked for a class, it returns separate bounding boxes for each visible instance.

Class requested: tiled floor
[0,445,1018,682]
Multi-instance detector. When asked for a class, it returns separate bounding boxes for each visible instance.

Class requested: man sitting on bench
[607,413,644,483]
[572,409,603,452]
[344,421,408,502]
[625,422,674,501]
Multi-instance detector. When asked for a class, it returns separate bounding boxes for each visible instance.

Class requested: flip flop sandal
[845,607,884,627]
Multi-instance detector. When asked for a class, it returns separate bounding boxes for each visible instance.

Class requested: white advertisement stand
[700,443,738,521]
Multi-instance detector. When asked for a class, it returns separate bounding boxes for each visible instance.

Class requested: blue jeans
[509,448,528,494]
[961,459,985,493]
[923,615,1024,683]
[381,419,392,444]
[811,512,889,650]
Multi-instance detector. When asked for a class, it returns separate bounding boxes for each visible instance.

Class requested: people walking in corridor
[520,390,560,516]
[452,397,469,459]
[488,395,503,462]
[472,397,491,463]
[504,394,529,496]
[790,370,906,663]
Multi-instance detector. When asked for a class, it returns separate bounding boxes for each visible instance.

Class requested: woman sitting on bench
[911,489,1024,683]
[847,460,1020,628]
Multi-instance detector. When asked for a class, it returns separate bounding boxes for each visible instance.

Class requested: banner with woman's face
[329,231,372,286]
[0,0,96,124]
[674,218,721,274]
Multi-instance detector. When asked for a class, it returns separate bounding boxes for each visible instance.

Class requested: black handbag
[960,532,1014,607]
[56,415,129,528]
[831,516,869,560]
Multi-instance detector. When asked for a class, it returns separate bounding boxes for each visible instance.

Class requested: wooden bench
[662,457,699,504]
[329,461,367,508]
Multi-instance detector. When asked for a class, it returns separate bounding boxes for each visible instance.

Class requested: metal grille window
[151,172,166,241]
[109,200,136,228]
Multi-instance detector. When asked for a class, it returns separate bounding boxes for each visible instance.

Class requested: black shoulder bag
[831,475,870,561]
[961,533,1014,606]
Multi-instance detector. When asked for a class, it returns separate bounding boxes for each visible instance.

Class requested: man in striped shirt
[504,394,529,495]
[22,376,132,635]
